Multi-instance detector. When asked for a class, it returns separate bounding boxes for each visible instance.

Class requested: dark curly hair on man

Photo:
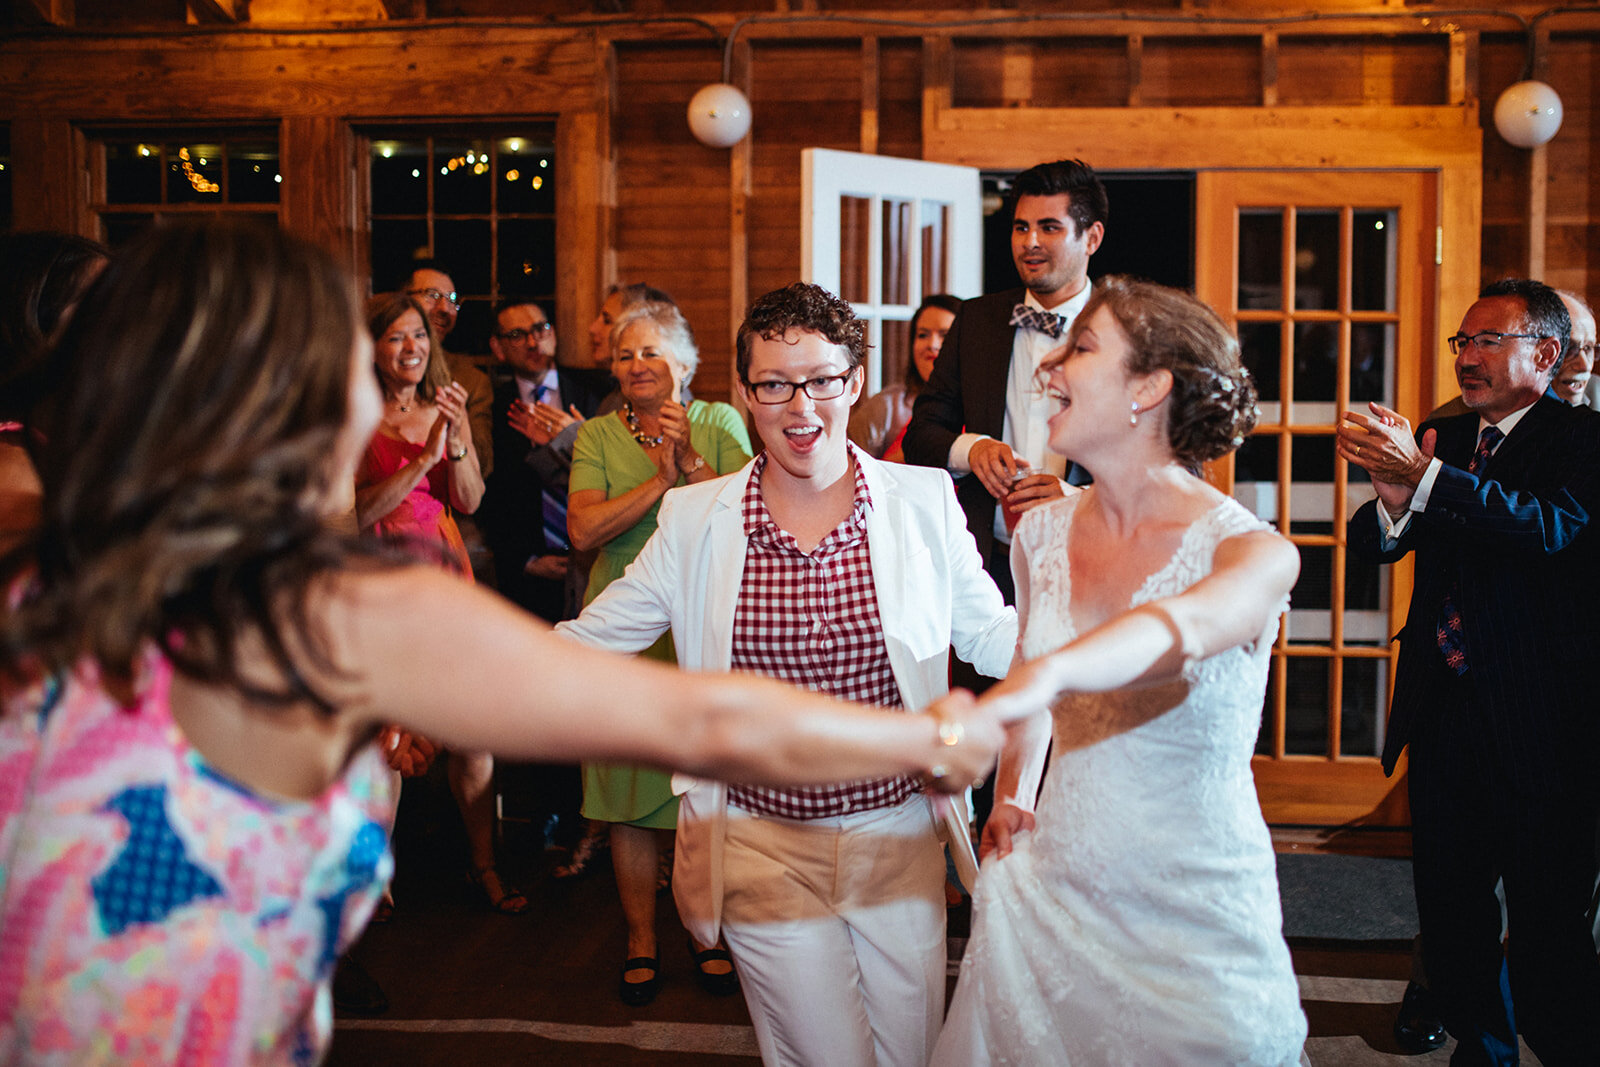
[736,282,868,381]
[1050,276,1258,470]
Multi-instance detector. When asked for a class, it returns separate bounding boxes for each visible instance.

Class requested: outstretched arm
[319,566,1007,791]
[979,529,1298,747]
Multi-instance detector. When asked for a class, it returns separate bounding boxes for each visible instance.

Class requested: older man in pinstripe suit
[1339,278,1600,1066]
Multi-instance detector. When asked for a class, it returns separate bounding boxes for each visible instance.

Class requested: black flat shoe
[1393,980,1447,1054]
[687,938,740,997]
[619,956,660,1006]
[332,955,389,1017]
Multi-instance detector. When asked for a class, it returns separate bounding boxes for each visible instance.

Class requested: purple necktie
[1436,425,1503,674]
[1009,303,1064,339]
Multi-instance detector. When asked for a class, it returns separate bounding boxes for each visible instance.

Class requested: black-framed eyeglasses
[407,287,460,309]
[1446,331,1544,355]
[496,322,553,343]
[743,371,855,405]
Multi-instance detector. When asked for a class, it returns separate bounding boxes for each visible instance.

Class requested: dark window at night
[89,130,280,248]
[366,128,556,357]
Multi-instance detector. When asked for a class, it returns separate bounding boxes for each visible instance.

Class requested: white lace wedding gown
[933,494,1308,1066]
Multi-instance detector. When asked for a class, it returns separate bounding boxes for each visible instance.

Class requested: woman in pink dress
[354,294,524,913]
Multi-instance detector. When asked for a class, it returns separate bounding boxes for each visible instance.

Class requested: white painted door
[802,148,981,393]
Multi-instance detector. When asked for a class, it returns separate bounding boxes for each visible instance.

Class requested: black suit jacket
[1348,392,1600,794]
[902,288,1088,558]
[476,366,612,621]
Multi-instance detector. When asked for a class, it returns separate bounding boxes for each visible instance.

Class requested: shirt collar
[742,443,875,546]
[1480,398,1537,441]
[1025,281,1094,321]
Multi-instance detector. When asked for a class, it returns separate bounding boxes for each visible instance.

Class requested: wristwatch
[447,445,469,462]
[684,455,706,475]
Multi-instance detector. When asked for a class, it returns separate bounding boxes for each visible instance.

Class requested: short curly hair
[1052,276,1258,468]
[736,283,868,381]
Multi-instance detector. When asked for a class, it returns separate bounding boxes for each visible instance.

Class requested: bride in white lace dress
[936,278,1308,1066]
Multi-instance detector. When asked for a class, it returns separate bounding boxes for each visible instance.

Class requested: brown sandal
[468,864,528,914]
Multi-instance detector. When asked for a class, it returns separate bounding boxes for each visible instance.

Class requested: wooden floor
[327,795,1541,1066]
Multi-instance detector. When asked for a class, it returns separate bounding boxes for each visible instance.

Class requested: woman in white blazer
[559,282,1016,1067]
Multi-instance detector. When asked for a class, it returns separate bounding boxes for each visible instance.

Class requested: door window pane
[1292,321,1340,423]
[1340,658,1386,757]
[881,198,910,306]
[498,139,554,215]
[840,195,871,304]
[1294,210,1340,310]
[881,318,911,392]
[1352,210,1397,312]
[1238,209,1283,310]
[1349,322,1394,409]
[1287,436,1337,535]
[1286,542,1331,645]
[1285,658,1330,756]
[1238,322,1281,422]
[1231,434,1278,522]
[921,200,950,295]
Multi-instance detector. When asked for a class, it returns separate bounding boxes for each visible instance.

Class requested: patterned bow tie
[1009,303,1065,339]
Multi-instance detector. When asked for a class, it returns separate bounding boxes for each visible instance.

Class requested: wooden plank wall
[3,12,1600,390]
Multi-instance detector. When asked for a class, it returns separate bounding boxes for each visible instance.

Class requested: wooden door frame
[924,100,1481,825]
[921,100,1482,408]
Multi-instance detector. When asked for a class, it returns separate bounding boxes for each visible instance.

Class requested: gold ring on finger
[1354,444,1362,455]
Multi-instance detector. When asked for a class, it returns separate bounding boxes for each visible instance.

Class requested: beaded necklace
[623,401,665,447]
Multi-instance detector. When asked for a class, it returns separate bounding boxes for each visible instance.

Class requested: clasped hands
[510,398,584,446]
[969,437,1063,516]
[422,381,473,467]
[1335,401,1438,516]
[651,399,706,485]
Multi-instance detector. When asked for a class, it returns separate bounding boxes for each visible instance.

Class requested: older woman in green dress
[567,300,751,1005]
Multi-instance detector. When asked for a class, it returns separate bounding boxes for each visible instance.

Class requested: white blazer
[556,450,1016,945]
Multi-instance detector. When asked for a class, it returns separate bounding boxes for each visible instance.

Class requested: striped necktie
[1435,425,1503,674]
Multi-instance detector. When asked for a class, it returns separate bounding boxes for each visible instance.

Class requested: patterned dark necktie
[1436,425,1503,674]
[535,384,571,553]
[1009,303,1064,339]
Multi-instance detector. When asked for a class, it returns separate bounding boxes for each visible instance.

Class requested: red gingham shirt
[728,447,919,820]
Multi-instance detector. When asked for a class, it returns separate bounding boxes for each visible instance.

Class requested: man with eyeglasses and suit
[1339,278,1600,1066]
[406,261,496,477]
[558,282,1015,1067]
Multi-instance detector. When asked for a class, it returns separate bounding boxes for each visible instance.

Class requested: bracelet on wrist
[447,445,469,462]
[928,714,965,782]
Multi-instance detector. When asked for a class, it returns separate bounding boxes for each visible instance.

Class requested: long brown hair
[367,291,451,403]
[3,219,393,712]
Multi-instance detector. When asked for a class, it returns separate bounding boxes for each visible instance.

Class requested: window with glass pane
[367,129,556,357]
[91,130,280,246]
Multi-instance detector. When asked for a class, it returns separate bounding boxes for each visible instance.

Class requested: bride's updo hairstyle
[1069,276,1257,467]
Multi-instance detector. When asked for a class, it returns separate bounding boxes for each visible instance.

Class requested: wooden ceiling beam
[13,0,74,27]
[187,0,245,22]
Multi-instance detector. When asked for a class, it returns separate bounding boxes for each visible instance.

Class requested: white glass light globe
[688,83,752,148]
[1493,80,1564,149]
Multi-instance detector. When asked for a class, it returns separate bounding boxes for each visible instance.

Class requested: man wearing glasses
[478,298,610,624]
[1553,290,1596,407]
[558,283,1015,1067]
[1339,278,1600,1065]
[406,262,495,477]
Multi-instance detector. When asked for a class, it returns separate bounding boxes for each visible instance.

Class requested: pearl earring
[1130,402,1140,427]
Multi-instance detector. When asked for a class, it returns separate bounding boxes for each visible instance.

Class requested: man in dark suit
[902,158,1105,600]
[1340,279,1600,1065]
[477,298,611,623]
